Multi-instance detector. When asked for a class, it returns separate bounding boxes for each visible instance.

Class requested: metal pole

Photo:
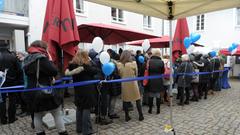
[169,19,174,131]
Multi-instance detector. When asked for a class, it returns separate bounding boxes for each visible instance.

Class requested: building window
[196,14,204,30]
[143,15,152,28]
[76,0,84,13]
[111,8,124,22]
[236,8,240,26]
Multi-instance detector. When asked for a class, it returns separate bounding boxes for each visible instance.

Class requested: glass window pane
[118,9,123,21]
[111,8,116,17]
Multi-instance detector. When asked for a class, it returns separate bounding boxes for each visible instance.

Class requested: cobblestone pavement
[1,79,240,135]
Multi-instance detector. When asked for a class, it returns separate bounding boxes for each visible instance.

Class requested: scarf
[27,46,49,58]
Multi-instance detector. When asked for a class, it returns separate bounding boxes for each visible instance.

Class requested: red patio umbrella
[220,48,240,56]
[126,36,170,48]
[172,18,189,62]
[42,0,80,71]
[78,23,158,44]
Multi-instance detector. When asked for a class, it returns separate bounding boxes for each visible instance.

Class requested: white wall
[187,9,240,49]
[28,1,163,46]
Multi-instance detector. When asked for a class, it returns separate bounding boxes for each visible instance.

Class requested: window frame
[196,14,205,31]
[143,15,152,28]
[111,8,125,23]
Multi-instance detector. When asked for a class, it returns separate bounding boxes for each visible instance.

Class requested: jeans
[34,106,66,134]
[0,93,16,123]
[76,108,93,135]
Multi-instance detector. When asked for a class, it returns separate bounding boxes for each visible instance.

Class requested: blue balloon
[138,56,145,64]
[228,46,234,52]
[184,37,191,49]
[232,43,238,49]
[190,33,201,43]
[102,62,115,76]
[209,51,217,57]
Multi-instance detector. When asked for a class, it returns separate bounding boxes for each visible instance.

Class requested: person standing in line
[176,54,194,106]
[146,50,165,114]
[65,49,100,135]
[116,50,144,122]
[23,40,67,135]
[0,41,22,124]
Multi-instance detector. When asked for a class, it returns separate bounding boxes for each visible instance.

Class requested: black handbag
[35,59,54,98]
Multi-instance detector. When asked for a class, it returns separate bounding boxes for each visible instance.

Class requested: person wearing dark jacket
[65,50,99,135]
[199,54,212,99]
[177,54,194,106]
[23,40,67,135]
[147,50,165,114]
[0,42,22,124]
[210,56,221,91]
[191,54,204,102]
[88,49,113,125]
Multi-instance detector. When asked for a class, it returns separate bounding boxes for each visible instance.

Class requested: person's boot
[156,98,161,114]
[36,131,46,135]
[125,110,131,122]
[148,107,152,114]
[59,131,68,135]
[99,116,113,125]
[136,100,144,121]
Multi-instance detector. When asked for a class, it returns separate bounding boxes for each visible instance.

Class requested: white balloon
[187,45,195,54]
[142,39,150,52]
[92,37,104,53]
[231,48,237,55]
[99,52,110,64]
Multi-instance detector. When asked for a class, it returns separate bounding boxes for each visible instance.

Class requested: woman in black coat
[177,54,194,106]
[65,50,100,135]
[23,40,67,135]
[146,50,164,114]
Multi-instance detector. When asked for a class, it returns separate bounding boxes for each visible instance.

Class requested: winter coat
[117,61,140,102]
[0,48,22,87]
[199,58,212,83]
[68,61,100,109]
[177,61,194,88]
[210,57,220,79]
[191,60,204,83]
[23,53,60,112]
[147,56,165,93]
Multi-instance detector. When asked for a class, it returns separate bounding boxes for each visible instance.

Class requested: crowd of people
[0,40,226,135]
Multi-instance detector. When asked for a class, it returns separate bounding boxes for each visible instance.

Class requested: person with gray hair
[176,54,194,106]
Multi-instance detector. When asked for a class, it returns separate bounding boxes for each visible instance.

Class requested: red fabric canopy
[219,48,240,56]
[172,18,189,62]
[42,0,80,71]
[78,23,158,44]
[126,36,169,48]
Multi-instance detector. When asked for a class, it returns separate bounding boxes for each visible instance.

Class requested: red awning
[78,23,159,44]
[126,36,169,48]
[42,0,80,71]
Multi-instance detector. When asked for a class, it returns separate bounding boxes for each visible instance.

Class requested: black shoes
[125,115,131,122]
[108,114,120,119]
[148,108,152,114]
[139,114,144,121]
[96,116,113,125]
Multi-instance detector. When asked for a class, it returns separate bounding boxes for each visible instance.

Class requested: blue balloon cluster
[138,56,145,64]
[102,62,115,76]
[209,51,217,57]
[228,43,238,52]
[184,33,201,49]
